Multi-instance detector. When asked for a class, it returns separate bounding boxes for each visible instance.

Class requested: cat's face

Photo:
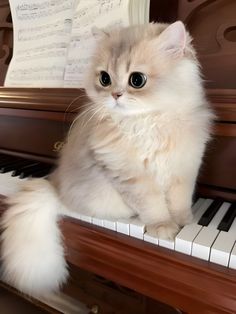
[85,22,198,117]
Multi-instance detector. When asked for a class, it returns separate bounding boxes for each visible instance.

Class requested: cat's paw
[146,221,180,240]
[174,209,193,227]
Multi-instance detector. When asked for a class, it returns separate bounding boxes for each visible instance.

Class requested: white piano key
[0,172,27,196]
[143,233,159,245]
[66,211,81,220]
[159,238,175,250]
[210,211,236,266]
[229,242,236,269]
[116,218,131,235]
[210,216,236,266]
[80,214,92,223]
[192,202,230,261]
[92,217,104,227]
[129,218,146,239]
[103,219,117,231]
[175,198,213,254]
[192,198,206,213]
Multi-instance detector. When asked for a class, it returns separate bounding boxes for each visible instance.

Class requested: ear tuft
[157,21,187,56]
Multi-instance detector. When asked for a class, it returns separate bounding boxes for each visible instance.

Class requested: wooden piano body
[0,1,235,313]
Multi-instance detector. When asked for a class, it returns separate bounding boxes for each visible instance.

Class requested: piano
[0,0,236,313]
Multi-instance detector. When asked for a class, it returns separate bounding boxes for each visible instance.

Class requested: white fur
[0,22,213,296]
[1,179,68,296]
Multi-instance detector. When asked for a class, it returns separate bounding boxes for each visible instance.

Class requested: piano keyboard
[0,154,235,270]
[0,153,53,196]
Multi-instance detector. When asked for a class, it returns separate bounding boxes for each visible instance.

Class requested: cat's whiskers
[64,94,89,122]
[93,106,109,133]
[84,106,106,129]
[68,103,97,136]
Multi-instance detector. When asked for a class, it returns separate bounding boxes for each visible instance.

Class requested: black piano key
[198,198,223,226]
[31,167,53,178]
[217,202,236,232]
[0,159,32,173]
[11,162,39,177]
[19,163,51,178]
[0,157,20,168]
[0,155,16,163]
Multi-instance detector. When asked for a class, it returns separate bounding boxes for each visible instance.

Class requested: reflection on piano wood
[0,87,236,313]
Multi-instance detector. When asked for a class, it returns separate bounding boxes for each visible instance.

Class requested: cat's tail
[0,178,68,297]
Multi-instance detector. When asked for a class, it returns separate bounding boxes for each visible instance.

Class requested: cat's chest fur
[90,114,190,186]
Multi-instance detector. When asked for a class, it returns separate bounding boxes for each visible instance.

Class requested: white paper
[6,0,149,88]
[5,0,76,87]
[64,0,130,87]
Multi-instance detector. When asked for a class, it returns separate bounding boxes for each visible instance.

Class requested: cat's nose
[111,91,123,100]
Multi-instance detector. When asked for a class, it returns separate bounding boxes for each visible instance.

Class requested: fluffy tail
[0,178,68,297]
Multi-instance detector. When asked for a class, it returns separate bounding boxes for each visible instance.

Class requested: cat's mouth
[110,98,123,109]
[115,100,123,107]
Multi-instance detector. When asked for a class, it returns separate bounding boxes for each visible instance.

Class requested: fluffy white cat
[1,21,213,296]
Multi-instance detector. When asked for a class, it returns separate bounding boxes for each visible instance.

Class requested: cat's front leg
[114,176,180,240]
[167,179,194,227]
[146,221,180,240]
[141,192,180,240]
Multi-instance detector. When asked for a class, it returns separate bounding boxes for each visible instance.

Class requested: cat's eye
[99,71,111,87]
[129,72,147,89]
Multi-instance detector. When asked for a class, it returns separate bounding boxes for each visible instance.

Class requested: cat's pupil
[99,71,111,87]
[129,72,147,89]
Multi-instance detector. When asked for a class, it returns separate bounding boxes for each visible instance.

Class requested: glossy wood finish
[179,0,236,89]
[0,88,86,159]
[60,217,236,314]
[64,266,179,314]
[0,282,62,314]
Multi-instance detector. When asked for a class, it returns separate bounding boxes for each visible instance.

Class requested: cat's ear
[91,26,110,39]
[156,21,186,57]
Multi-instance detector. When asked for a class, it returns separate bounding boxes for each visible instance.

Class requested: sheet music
[5,0,76,87]
[64,0,130,88]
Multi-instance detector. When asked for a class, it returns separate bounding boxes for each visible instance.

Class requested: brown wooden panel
[0,112,68,158]
[179,0,236,89]
[64,266,180,314]
[60,217,236,314]
[198,132,236,192]
[0,282,61,314]
[150,0,178,23]
[0,87,87,112]
[206,89,236,122]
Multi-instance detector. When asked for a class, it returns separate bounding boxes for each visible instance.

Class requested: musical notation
[72,0,124,30]
[15,50,67,63]
[98,0,122,15]
[5,0,140,88]
[63,0,128,87]
[16,0,74,20]
[15,42,67,63]
[18,19,72,41]
[16,42,68,56]
[8,65,64,83]
[5,0,75,87]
